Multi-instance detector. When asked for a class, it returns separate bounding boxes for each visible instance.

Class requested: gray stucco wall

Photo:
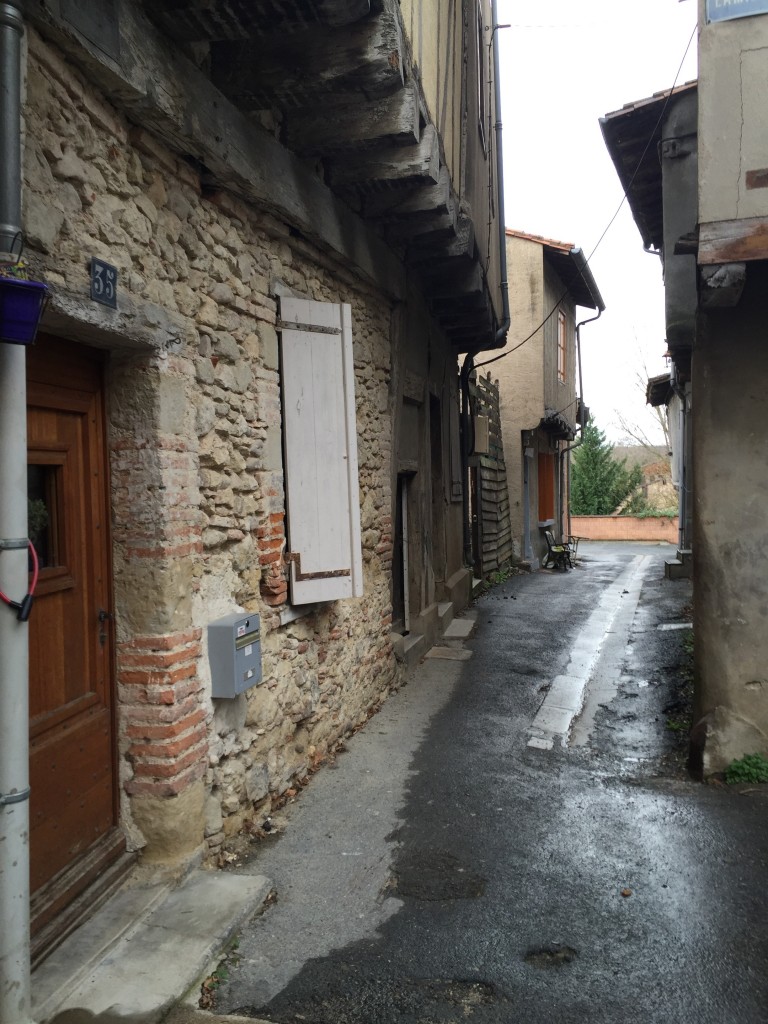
[698,1,768,226]
[691,261,768,772]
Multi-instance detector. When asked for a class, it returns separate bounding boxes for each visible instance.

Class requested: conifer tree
[570,419,642,515]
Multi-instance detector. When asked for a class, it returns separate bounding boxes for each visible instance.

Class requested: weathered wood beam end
[210,6,403,110]
[327,124,439,191]
[423,262,485,300]
[363,164,452,219]
[407,214,475,266]
[388,208,458,246]
[283,81,420,155]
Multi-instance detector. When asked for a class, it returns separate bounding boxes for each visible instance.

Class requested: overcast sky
[496,0,698,443]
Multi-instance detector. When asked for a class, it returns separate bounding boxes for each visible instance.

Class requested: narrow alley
[160,541,768,1024]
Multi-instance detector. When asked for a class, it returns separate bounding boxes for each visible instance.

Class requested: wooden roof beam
[420,260,485,299]
[210,2,403,108]
[144,0,373,42]
[386,199,458,246]
[283,81,420,155]
[407,214,475,266]
[326,124,439,191]
[363,164,452,219]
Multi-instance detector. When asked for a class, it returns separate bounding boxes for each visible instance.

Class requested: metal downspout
[460,352,476,567]
[559,309,602,542]
[0,4,34,1023]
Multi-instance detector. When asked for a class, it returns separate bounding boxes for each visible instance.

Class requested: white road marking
[527,555,651,750]
[657,622,693,631]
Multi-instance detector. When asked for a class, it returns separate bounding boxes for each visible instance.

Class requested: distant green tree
[570,419,642,515]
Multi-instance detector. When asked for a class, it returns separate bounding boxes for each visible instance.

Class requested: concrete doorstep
[32,867,272,1024]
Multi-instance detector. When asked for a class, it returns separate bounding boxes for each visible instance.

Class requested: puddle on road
[524,944,579,968]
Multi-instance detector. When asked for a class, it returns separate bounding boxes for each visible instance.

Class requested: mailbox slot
[208,612,263,698]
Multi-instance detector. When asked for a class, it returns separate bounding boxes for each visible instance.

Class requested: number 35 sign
[90,258,118,309]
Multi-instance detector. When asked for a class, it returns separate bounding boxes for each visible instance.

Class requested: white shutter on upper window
[279,296,363,604]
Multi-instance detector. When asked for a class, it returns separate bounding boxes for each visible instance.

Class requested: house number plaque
[90,258,118,309]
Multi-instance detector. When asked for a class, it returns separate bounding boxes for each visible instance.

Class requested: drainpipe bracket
[0,787,30,808]
[0,538,29,550]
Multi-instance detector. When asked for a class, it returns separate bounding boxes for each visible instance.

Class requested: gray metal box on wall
[208,612,262,698]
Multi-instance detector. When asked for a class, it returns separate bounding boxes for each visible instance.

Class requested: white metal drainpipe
[0,3,35,1022]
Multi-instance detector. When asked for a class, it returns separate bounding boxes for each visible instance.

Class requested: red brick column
[119,628,208,798]
[258,510,288,609]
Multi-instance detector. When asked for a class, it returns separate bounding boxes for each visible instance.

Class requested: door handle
[98,608,113,646]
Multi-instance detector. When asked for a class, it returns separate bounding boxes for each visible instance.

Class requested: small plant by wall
[725,752,768,785]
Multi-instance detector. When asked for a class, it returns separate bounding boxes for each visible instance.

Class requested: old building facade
[601,0,768,773]
[492,230,603,569]
[0,0,508,957]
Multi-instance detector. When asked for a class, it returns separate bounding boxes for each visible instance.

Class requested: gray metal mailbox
[208,612,262,698]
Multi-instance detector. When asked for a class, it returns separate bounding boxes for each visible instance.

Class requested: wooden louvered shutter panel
[279,296,363,604]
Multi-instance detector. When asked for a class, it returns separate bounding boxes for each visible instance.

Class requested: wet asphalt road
[212,542,768,1024]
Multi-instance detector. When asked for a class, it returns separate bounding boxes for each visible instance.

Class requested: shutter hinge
[284,551,350,581]
[277,320,342,336]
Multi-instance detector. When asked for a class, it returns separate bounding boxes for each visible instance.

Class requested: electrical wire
[475,23,697,372]
[0,541,39,621]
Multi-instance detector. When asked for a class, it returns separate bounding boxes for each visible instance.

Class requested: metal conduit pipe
[0,4,35,1022]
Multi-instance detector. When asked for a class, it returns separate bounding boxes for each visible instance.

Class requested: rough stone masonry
[22,28,404,863]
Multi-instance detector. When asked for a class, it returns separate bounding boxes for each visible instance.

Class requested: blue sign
[707,0,768,22]
[90,258,117,309]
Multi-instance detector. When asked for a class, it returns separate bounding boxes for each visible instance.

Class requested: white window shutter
[279,296,363,604]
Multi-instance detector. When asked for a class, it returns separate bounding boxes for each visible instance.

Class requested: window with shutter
[279,296,363,604]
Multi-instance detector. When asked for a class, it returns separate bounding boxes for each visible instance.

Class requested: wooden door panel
[29,707,113,891]
[30,778,114,893]
[26,336,117,897]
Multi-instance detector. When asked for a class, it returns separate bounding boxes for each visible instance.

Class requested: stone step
[441,616,475,641]
[402,631,427,668]
[33,868,272,1021]
[437,601,453,633]
[665,558,691,580]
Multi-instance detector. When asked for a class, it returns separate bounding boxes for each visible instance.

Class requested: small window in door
[27,464,63,570]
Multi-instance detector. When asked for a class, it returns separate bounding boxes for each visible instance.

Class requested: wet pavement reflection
[212,542,768,1024]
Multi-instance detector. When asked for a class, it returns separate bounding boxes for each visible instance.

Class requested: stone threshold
[33,866,272,1022]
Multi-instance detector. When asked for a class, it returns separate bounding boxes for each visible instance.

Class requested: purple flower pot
[0,277,49,345]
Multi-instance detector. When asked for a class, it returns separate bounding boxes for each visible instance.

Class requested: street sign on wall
[707,0,768,22]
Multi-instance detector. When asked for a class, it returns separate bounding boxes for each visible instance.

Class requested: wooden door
[26,336,119,904]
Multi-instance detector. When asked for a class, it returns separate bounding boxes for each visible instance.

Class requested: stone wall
[23,30,404,860]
